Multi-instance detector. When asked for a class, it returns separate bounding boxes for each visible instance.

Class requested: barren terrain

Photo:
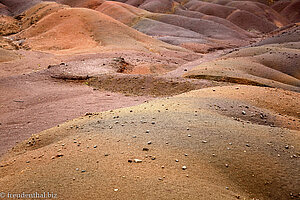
[0,0,299,199]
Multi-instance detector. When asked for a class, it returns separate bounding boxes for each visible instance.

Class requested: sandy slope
[184,25,300,92]
[0,85,299,200]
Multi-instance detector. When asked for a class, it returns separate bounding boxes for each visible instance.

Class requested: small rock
[225,164,229,168]
[175,159,179,162]
[202,140,207,143]
[146,130,150,133]
[132,135,137,138]
[242,111,246,115]
[143,147,149,151]
[114,189,119,192]
[134,159,142,163]
[182,166,187,170]
[93,145,97,148]
[147,141,152,145]
[285,145,289,149]
[187,134,191,137]
[81,170,86,173]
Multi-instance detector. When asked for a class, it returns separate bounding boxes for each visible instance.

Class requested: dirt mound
[0,85,299,200]
[0,0,42,15]
[226,10,278,33]
[15,3,186,54]
[18,2,69,30]
[256,24,300,46]
[184,29,300,92]
[0,3,11,15]
[0,15,21,35]
[96,1,254,53]
[279,0,300,23]
[225,1,289,27]
[115,0,174,13]
[184,1,236,19]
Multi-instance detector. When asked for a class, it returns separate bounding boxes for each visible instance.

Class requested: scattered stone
[81,170,86,173]
[93,145,97,148]
[132,135,137,138]
[285,145,289,149]
[225,164,229,168]
[147,141,152,145]
[151,156,156,160]
[246,144,250,147]
[134,159,142,163]
[242,111,246,115]
[151,122,155,124]
[187,134,191,137]
[72,177,76,181]
[105,153,109,156]
[225,187,229,190]
[175,159,179,162]
[114,189,119,192]
[143,147,149,151]
[76,168,79,171]
[146,130,150,133]
[182,166,187,170]
[184,154,188,156]
[161,166,165,169]
[26,161,30,163]
[202,140,207,143]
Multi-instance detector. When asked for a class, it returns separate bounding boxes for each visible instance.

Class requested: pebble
[147,141,152,145]
[175,159,179,162]
[285,145,289,149]
[93,145,97,148]
[114,189,119,192]
[81,170,86,173]
[134,159,142,163]
[132,135,137,138]
[242,111,246,115]
[184,154,188,156]
[225,164,229,168]
[202,140,207,143]
[143,147,149,151]
[187,134,191,137]
[246,144,250,147]
[146,130,150,133]
[182,166,187,170]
